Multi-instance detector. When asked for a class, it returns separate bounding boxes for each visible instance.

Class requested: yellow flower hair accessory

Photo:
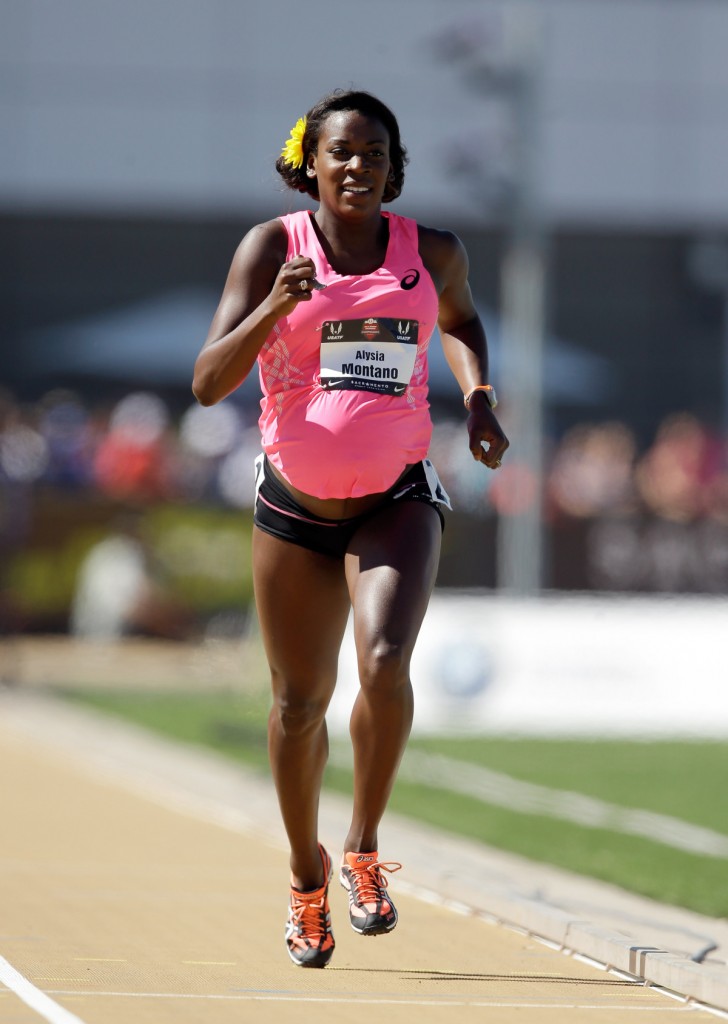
[281,115,307,169]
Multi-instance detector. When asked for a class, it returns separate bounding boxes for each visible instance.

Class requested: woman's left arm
[420,227,509,469]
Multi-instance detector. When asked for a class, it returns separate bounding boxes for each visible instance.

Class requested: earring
[306,167,316,178]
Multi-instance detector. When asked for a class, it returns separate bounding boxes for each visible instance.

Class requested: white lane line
[391,751,728,859]
[44,990,693,1010]
[0,957,89,1024]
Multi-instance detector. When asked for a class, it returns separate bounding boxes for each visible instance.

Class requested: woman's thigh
[344,501,442,667]
[252,526,351,698]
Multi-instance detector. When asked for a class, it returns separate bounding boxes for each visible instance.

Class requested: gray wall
[3,0,728,226]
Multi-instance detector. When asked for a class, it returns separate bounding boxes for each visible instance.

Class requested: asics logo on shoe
[356,855,375,863]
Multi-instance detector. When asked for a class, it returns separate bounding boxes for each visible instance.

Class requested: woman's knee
[357,639,411,697]
[270,683,331,739]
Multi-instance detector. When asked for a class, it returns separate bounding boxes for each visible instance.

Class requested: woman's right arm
[192,220,316,406]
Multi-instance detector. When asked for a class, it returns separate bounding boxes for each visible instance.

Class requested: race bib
[319,318,419,396]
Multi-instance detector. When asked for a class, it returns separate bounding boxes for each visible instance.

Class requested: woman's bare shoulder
[234,217,289,263]
[220,218,290,291]
[416,223,469,290]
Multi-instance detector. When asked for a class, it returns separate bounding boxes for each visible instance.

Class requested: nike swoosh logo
[393,384,407,394]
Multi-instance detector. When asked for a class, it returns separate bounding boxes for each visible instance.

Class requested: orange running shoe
[339,852,402,936]
[285,845,335,968]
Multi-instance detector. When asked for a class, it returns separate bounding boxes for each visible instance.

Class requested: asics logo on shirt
[400,268,420,290]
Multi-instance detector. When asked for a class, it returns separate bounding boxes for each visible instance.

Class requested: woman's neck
[312,209,389,276]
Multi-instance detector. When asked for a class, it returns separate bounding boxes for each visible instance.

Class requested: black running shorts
[253,454,451,559]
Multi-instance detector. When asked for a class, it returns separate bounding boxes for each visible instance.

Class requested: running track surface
[0,699,720,1024]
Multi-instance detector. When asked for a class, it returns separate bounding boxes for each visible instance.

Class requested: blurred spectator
[70,510,194,640]
[177,400,261,506]
[0,403,49,484]
[635,413,723,522]
[548,421,637,519]
[92,392,176,501]
[37,389,95,488]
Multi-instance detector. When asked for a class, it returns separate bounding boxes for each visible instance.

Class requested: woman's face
[308,110,392,216]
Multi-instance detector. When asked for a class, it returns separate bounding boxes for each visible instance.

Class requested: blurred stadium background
[2,0,728,737]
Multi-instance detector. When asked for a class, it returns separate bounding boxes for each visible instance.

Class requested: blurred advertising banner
[328,593,728,738]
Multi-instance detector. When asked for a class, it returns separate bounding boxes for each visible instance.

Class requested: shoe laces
[289,889,328,941]
[350,860,402,904]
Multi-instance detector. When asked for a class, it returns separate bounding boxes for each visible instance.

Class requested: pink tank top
[257,210,440,498]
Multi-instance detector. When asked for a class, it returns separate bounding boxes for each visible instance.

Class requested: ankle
[290,847,325,892]
[343,835,378,855]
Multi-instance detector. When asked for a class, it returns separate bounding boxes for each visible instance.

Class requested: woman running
[193,88,508,968]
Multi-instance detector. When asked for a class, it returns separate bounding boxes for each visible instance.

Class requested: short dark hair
[275,89,408,203]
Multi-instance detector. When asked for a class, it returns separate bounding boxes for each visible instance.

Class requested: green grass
[407,736,728,833]
[60,688,728,918]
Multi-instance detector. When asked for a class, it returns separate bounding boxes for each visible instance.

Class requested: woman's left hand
[467,403,509,470]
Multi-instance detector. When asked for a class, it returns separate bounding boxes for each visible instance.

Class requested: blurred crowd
[2,386,728,525]
[545,416,728,525]
[0,387,261,512]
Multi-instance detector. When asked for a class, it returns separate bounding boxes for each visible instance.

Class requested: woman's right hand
[194,224,317,405]
[269,255,319,316]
